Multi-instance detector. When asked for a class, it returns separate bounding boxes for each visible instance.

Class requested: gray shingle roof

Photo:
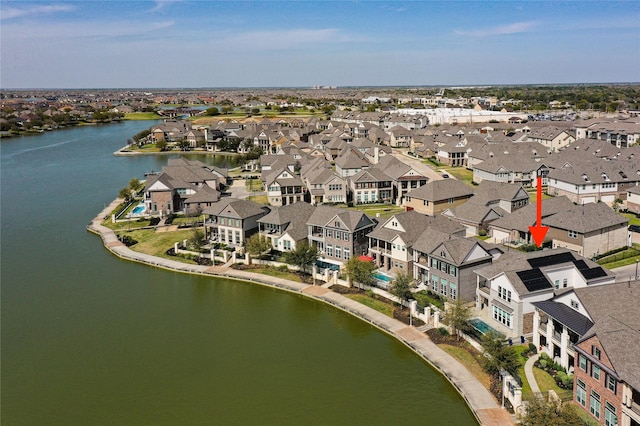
[406,179,474,201]
[542,202,627,234]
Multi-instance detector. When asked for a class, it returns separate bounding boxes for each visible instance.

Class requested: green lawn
[344,203,405,219]
[533,368,573,401]
[344,293,394,317]
[124,229,197,262]
[440,167,475,186]
[440,344,491,389]
[622,212,640,226]
[245,178,263,192]
[247,195,269,205]
[528,189,553,203]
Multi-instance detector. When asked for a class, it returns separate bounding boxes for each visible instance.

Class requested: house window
[604,402,617,426]
[235,231,241,244]
[431,275,439,292]
[448,198,454,204]
[344,233,349,241]
[563,278,568,288]
[326,229,333,238]
[335,246,342,260]
[440,278,448,297]
[579,354,587,371]
[335,221,340,227]
[555,280,560,289]
[450,283,457,299]
[344,248,350,260]
[592,364,601,381]
[590,390,601,419]
[326,244,333,257]
[576,379,587,406]
[283,240,291,250]
[492,305,512,328]
[606,375,617,394]
[498,286,512,302]
[568,230,578,239]
[571,299,580,310]
[592,346,601,360]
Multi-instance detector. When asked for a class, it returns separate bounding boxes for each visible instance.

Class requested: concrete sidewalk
[525,353,541,394]
[88,206,514,426]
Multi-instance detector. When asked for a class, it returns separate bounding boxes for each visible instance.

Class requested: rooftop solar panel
[516,268,552,292]
[573,260,590,271]
[527,252,576,268]
[580,267,608,279]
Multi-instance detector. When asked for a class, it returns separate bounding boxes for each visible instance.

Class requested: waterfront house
[475,248,614,342]
[571,282,640,426]
[257,202,316,252]
[307,205,377,268]
[203,198,270,247]
[532,281,637,377]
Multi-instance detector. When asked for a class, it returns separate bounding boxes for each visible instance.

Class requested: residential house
[546,147,640,205]
[476,249,615,341]
[544,202,628,259]
[334,148,369,178]
[304,167,348,205]
[571,284,640,426]
[203,198,270,247]
[413,233,501,301]
[256,202,316,252]
[349,168,394,204]
[307,205,377,268]
[368,210,465,278]
[577,120,640,148]
[626,186,640,214]
[492,197,573,245]
[143,158,228,216]
[375,155,429,204]
[404,179,474,216]
[524,126,576,152]
[532,281,636,375]
[264,168,307,206]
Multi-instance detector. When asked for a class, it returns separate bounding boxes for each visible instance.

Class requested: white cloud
[2,19,175,40]
[220,28,367,50]
[148,0,183,13]
[1,4,75,20]
[454,21,538,37]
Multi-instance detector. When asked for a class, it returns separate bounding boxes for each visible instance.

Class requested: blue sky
[1,1,638,88]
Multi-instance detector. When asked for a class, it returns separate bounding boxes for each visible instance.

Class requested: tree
[205,107,220,116]
[345,256,376,288]
[390,272,412,301]
[518,395,583,426]
[481,331,520,377]
[245,234,271,258]
[119,187,133,203]
[283,241,318,274]
[128,178,142,193]
[444,298,472,341]
[188,229,205,251]
[155,139,167,151]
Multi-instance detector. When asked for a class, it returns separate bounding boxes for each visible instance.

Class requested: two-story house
[307,206,377,268]
[532,281,637,378]
[203,198,270,247]
[476,249,615,341]
[348,168,394,205]
[256,202,316,252]
[368,211,465,278]
[404,179,474,216]
[571,283,640,426]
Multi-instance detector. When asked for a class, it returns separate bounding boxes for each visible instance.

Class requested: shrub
[437,327,450,336]
[539,359,548,368]
[529,343,537,353]
[277,264,289,272]
[118,234,138,246]
[149,217,160,226]
[521,348,530,358]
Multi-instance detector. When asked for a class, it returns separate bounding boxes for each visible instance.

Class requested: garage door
[492,229,510,243]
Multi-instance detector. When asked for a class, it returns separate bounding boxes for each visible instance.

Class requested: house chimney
[374,146,380,164]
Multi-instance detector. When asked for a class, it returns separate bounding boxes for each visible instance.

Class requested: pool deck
[88,199,514,426]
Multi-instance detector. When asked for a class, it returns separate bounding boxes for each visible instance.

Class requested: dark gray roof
[542,202,627,234]
[203,198,269,219]
[532,300,594,335]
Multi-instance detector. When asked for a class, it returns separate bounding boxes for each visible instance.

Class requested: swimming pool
[470,318,503,337]
[131,204,146,215]
[373,271,393,282]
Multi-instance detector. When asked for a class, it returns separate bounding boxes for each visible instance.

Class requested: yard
[245,178,263,192]
[123,228,198,262]
[343,203,405,219]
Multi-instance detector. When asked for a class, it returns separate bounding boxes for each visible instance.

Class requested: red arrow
[528,176,549,248]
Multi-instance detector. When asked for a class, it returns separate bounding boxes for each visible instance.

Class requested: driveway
[390,149,449,182]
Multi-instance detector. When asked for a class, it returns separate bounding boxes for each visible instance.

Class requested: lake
[0,121,477,425]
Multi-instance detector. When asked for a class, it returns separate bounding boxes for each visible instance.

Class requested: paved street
[390,149,449,182]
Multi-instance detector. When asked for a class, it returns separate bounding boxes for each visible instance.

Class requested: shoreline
[87,199,513,426]
[114,146,242,156]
